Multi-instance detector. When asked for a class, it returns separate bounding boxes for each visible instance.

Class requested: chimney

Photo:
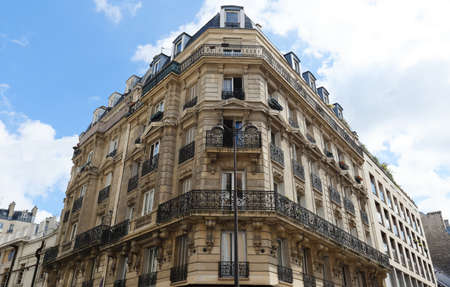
[8,202,15,218]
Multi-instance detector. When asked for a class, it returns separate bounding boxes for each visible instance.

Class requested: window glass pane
[226,11,238,23]
[223,78,232,91]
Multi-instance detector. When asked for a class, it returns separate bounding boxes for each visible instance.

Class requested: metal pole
[233,127,239,287]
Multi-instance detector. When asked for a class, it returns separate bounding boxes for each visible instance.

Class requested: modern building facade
[420,211,450,281]
[44,5,392,287]
[364,154,436,287]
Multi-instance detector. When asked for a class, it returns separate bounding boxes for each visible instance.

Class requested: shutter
[233,77,242,90]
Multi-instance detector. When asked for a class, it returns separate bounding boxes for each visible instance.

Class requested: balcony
[113,279,126,287]
[127,175,139,192]
[179,141,195,164]
[355,175,363,184]
[323,279,334,287]
[82,280,93,287]
[103,220,129,245]
[306,133,316,144]
[106,149,117,158]
[218,261,249,278]
[278,265,293,283]
[142,155,159,176]
[149,111,163,123]
[329,187,341,205]
[222,89,245,100]
[206,126,261,150]
[311,173,322,192]
[289,118,299,128]
[360,210,369,225]
[74,225,110,250]
[156,190,390,268]
[97,185,110,204]
[72,197,83,212]
[138,272,157,287]
[183,96,197,110]
[325,150,333,158]
[43,246,58,264]
[268,97,283,111]
[270,143,284,166]
[292,160,305,181]
[339,161,349,170]
[303,274,317,287]
[344,197,355,214]
[170,264,188,283]
[63,210,70,223]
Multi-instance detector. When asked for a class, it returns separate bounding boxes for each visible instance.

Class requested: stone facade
[44,6,391,287]
[420,212,450,277]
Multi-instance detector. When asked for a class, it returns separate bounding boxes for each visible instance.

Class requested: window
[349,223,358,237]
[87,151,93,164]
[174,235,188,268]
[400,203,405,219]
[144,247,158,274]
[127,206,135,221]
[390,238,398,261]
[105,172,112,187]
[297,191,306,207]
[7,249,15,261]
[180,177,192,194]
[142,189,155,216]
[118,256,128,280]
[392,216,399,237]
[365,230,372,246]
[316,203,325,218]
[381,232,389,254]
[80,184,87,198]
[70,223,78,240]
[273,180,284,195]
[399,222,406,241]
[223,77,242,92]
[398,243,406,266]
[185,126,196,145]
[384,209,392,230]
[378,183,385,202]
[187,84,197,102]
[153,60,160,74]
[221,231,247,263]
[386,190,393,209]
[0,222,3,232]
[370,175,377,196]
[302,248,311,274]
[277,238,289,267]
[155,101,164,113]
[293,59,300,73]
[108,138,118,155]
[375,202,383,225]
[7,224,14,233]
[393,197,400,215]
[225,11,239,26]
[149,140,160,162]
[175,40,182,55]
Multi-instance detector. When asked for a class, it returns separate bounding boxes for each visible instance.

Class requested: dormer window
[225,11,239,27]
[108,93,122,107]
[294,59,300,74]
[175,41,182,55]
[153,60,161,74]
[155,101,164,113]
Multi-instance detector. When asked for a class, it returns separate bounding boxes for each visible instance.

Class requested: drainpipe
[31,239,45,287]
[5,245,18,287]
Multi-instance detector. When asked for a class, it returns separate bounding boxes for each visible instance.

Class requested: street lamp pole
[233,126,239,287]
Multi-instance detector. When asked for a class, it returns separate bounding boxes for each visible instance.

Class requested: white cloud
[35,210,54,223]
[93,0,142,24]
[10,37,29,47]
[0,84,11,110]
[133,0,450,218]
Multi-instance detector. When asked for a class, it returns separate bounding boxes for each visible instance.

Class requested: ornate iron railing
[206,126,261,149]
[142,154,159,176]
[329,187,341,205]
[128,175,139,192]
[278,265,293,283]
[183,96,197,110]
[306,133,316,144]
[63,210,70,223]
[292,160,305,181]
[142,61,180,95]
[303,273,316,287]
[138,272,157,287]
[218,261,249,278]
[289,118,299,128]
[170,265,187,283]
[113,279,126,287]
[311,174,322,192]
[344,197,355,214]
[360,210,369,225]
[179,141,195,164]
[222,89,245,100]
[74,225,110,250]
[155,190,390,268]
[97,185,110,203]
[72,197,83,212]
[339,161,349,170]
[128,101,144,117]
[82,280,93,287]
[325,150,333,158]
[103,220,129,245]
[268,97,283,111]
[323,279,334,287]
[270,143,284,166]
[106,149,117,158]
[43,246,58,264]
[149,111,163,123]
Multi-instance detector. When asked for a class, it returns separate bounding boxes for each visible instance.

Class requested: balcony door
[223,119,242,147]
[221,171,245,208]
[221,231,247,262]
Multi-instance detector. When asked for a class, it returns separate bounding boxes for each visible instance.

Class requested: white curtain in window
[221,231,246,262]
[223,78,232,91]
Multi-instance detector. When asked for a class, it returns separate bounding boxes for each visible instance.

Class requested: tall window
[386,190,393,209]
[384,209,392,230]
[392,216,399,237]
[297,191,306,207]
[175,40,182,55]
[152,60,160,74]
[393,197,400,215]
[142,189,155,216]
[277,238,289,267]
[225,10,239,26]
[221,231,247,262]
[149,141,160,161]
[293,59,300,73]
[187,84,197,102]
[378,183,385,202]
[174,235,188,269]
[108,138,118,155]
[302,248,311,274]
[7,224,14,233]
[185,126,196,145]
[375,202,383,225]
[370,175,377,196]
[390,238,398,261]
[70,223,78,240]
[80,185,86,198]
[381,232,389,254]
[273,180,284,195]
[118,256,128,280]
[223,77,242,92]
[180,177,192,194]
[105,172,112,187]
[144,247,158,274]
[155,101,164,113]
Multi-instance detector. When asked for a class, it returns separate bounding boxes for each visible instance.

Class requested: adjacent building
[43,5,412,287]
[0,202,37,245]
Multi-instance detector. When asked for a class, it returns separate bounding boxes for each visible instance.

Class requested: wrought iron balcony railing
[360,210,369,225]
[149,111,163,123]
[325,150,333,158]
[156,190,390,268]
[106,149,117,158]
[82,280,93,287]
[270,143,284,166]
[142,154,159,176]
[43,246,58,264]
[179,141,195,164]
[138,272,157,287]
[311,173,322,192]
[303,273,317,287]
[289,118,299,128]
[278,265,293,283]
[170,265,188,283]
[103,220,129,245]
[222,89,245,100]
[329,187,341,205]
[74,224,110,250]
[344,197,355,214]
[218,261,249,278]
[268,97,283,111]
[324,279,335,287]
[183,96,197,110]
[72,197,83,212]
[97,185,110,204]
[127,175,138,192]
[206,126,261,149]
[113,279,126,287]
[292,160,305,181]
[339,161,349,170]
[63,210,70,223]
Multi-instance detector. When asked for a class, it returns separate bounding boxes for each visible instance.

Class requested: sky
[1,0,449,222]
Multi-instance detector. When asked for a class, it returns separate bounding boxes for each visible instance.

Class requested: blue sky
[1,0,450,220]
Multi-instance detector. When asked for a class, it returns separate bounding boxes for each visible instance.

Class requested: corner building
[44,6,391,287]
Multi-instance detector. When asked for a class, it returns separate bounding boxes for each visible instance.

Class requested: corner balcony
[183,96,197,110]
[142,154,159,176]
[138,272,157,287]
[222,89,245,100]
[74,225,110,251]
[170,264,188,283]
[206,126,261,154]
[156,189,390,268]
[218,261,249,278]
[270,143,284,166]
[278,265,293,283]
[303,273,317,287]
[179,141,195,164]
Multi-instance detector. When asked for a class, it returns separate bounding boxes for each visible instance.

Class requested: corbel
[205,218,216,253]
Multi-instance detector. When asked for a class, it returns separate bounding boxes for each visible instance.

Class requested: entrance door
[221,171,245,208]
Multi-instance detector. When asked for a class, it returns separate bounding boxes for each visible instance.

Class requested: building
[0,216,58,287]
[0,202,38,245]
[420,211,450,282]
[364,153,436,287]
[44,5,392,286]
